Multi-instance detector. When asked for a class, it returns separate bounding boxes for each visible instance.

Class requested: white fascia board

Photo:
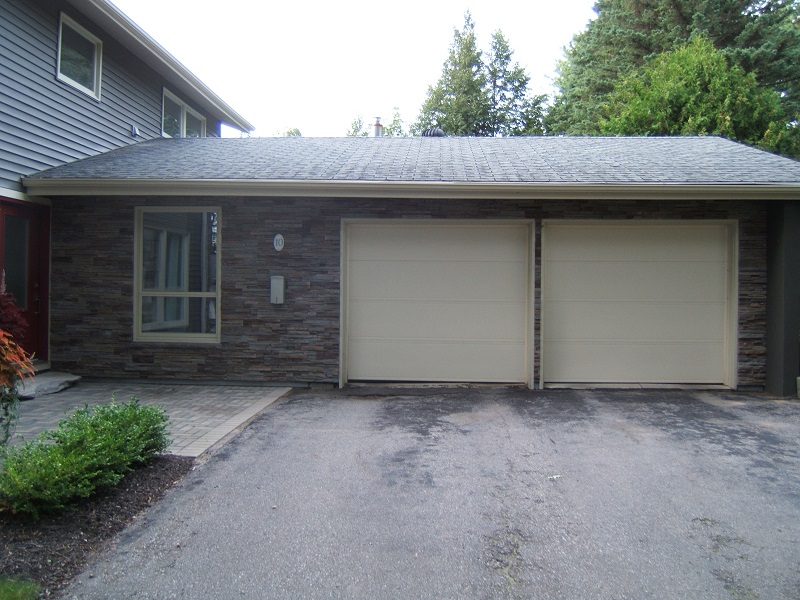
[0,187,52,206]
[21,178,800,200]
[72,0,254,133]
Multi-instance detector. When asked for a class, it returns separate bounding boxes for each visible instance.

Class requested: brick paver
[11,381,291,457]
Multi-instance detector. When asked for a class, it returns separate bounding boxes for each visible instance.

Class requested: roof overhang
[68,0,254,133]
[21,178,800,200]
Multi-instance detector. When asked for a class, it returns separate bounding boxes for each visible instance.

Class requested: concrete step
[18,372,81,400]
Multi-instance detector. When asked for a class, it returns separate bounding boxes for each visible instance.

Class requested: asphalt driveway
[64,388,800,599]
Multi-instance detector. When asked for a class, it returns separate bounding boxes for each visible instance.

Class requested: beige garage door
[542,221,735,386]
[344,221,531,384]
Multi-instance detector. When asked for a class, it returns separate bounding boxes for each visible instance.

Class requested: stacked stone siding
[50,196,766,388]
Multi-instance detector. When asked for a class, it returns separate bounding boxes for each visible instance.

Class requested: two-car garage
[342,219,737,389]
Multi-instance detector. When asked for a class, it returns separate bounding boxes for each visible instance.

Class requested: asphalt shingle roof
[26,136,800,185]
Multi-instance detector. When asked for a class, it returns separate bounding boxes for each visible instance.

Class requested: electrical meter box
[270,276,285,304]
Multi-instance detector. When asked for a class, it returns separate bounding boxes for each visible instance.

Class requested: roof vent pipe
[373,117,384,137]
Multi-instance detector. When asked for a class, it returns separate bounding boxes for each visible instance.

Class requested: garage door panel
[542,222,733,385]
[349,340,526,382]
[350,300,527,341]
[544,262,727,302]
[349,225,528,262]
[349,260,527,302]
[346,221,530,383]
[544,341,725,383]
[545,225,728,262]
[544,301,726,341]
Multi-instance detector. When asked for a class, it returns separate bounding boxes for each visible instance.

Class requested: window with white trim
[134,209,220,343]
[57,13,102,99]
[162,90,206,137]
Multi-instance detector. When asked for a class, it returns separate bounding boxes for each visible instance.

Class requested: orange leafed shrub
[0,329,33,388]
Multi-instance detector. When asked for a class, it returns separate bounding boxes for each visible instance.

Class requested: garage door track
[65,388,800,599]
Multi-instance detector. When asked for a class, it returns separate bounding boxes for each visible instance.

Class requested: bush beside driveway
[65,388,800,600]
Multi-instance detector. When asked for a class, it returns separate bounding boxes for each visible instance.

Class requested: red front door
[0,200,49,360]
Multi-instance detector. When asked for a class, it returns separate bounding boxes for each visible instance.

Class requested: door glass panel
[4,216,29,309]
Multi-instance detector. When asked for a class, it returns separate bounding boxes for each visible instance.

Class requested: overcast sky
[111,0,598,137]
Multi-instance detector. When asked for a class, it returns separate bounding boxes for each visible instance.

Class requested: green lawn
[0,577,41,599]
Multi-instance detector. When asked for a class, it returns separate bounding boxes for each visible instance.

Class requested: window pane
[141,296,156,326]
[138,210,219,339]
[140,297,213,333]
[190,212,217,293]
[185,112,203,138]
[142,227,161,290]
[148,212,216,293]
[163,91,206,138]
[164,297,184,322]
[60,23,95,90]
[165,232,185,290]
[163,96,181,137]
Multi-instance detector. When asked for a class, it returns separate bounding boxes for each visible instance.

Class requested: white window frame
[134,207,221,343]
[162,89,207,138]
[57,13,102,100]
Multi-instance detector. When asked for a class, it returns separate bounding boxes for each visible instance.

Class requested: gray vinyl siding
[0,0,218,192]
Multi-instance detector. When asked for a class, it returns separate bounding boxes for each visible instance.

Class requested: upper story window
[163,90,206,138]
[57,14,102,100]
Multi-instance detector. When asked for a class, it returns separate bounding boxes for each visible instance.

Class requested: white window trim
[57,13,102,100]
[134,207,221,344]
[162,89,207,138]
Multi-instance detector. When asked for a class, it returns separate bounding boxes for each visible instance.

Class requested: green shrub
[0,398,169,517]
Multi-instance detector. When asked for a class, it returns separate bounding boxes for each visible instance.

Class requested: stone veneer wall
[49,196,766,388]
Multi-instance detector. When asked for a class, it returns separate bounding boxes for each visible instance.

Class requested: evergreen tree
[413,13,491,136]
[486,31,546,136]
[547,0,800,135]
[600,37,799,156]
[413,14,544,136]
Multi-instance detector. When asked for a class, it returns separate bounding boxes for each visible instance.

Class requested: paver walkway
[12,380,291,457]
